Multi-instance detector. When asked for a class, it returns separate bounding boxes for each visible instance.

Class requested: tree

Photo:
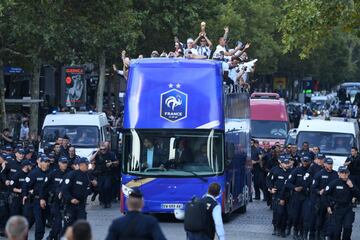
[59,1,142,112]
[279,0,360,58]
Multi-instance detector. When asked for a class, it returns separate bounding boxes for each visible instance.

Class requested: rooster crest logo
[160,88,188,122]
[165,95,182,111]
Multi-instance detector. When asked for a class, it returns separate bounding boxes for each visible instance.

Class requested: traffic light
[302,78,313,94]
[65,75,73,88]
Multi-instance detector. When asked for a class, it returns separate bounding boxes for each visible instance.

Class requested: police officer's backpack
[184,197,207,232]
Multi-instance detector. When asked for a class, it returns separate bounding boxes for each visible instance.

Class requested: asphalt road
[17,199,359,240]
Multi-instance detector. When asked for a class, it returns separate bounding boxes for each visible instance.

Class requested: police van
[39,111,110,159]
[295,117,359,170]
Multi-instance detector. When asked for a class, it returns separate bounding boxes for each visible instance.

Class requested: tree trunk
[0,58,6,130]
[96,51,106,112]
[30,60,41,135]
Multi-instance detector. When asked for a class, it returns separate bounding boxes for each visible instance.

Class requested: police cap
[301,155,311,162]
[5,145,13,151]
[77,157,89,164]
[324,158,333,165]
[338,166,350,173]
[21,159,32,167]
[40,156,50,162]
[16,148,26,155]
[315,153,326,160]
[59,156,68,163]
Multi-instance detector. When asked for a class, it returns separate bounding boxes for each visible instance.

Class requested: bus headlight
[174,209,185,220]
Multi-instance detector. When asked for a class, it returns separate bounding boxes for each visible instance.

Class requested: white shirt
[20,125,29,140]
[213,45,226,58]
[184,47,198,56]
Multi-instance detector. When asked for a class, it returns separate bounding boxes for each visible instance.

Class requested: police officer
[8,159,32,216]
[286,154,311,239]
[311,157,337,240]
[251,139,263,200]
[62,157,97,230]
[0,153,9,236]
[5,148,26,180]
[262,141,274,206]
[266,156,292,237]
[90,143,116,208]
[22,155,50,240]
[41,156,70,240]
[344,147,360,189]
[303,153,326,239]
[325,166,360,240]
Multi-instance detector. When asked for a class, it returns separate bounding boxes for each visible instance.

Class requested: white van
[39,111,110,159]
[295,117,359,171]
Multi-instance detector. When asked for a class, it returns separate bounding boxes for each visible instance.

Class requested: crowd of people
[251,139,360,240]
[113,25,256,92]
[0,135,120,239]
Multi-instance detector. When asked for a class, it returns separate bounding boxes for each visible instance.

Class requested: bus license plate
[161,203,183,209]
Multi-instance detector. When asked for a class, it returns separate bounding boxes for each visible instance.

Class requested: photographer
[90,143,116,208]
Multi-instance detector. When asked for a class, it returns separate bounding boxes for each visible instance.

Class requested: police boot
[302,230,309,240]
[293,230,299,240]
[281,230,287,238]
[324,236,331,240]
[286,226,292,236]
[272,226,277,235]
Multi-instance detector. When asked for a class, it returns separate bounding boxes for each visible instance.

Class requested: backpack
[184,197,207,232]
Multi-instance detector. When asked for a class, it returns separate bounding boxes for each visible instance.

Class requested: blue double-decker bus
[121,58,251,219]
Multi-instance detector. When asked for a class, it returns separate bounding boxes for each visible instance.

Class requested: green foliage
[279,0,360,59]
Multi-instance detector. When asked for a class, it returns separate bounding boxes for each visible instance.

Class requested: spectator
[72,220,92,240]
[5,216,28,240]
[185,182,225,240]
[19,121,29,141]
[105,189,166,240]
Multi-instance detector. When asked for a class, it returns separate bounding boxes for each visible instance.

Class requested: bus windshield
[41,126,99,148]
[251,120,288,139]
[296,131,355,156]
[123,129,224,176]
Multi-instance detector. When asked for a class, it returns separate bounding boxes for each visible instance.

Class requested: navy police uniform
[62,158,94,229]
[8,160,32,216]
[266,156,291,237]
[285,155,311,238]
[23,156,50,240]
[41,156,70,240]
[325,166,360,240]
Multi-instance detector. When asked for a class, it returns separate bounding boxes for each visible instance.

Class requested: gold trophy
[200,21,206,35]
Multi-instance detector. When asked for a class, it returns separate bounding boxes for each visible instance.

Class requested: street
[21,200,360,240]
